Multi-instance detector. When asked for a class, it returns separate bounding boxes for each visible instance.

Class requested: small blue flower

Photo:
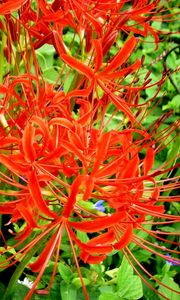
[165,254,179,266]
[94,200,105,212]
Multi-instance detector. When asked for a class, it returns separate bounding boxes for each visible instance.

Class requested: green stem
[2,244,41,300]
[0,19,7,83]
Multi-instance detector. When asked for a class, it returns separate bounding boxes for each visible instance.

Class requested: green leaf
[133,249,152,263]
[160,136,180,181]
[37,44,55,55]
[76,230,89,243]
[58,262,73,283]
[158,274,180,300]
[105,268,118,279]
[151,21,162,30]
[0,282,6,295]
[43,67,60,84]
[119,275,143,300]
[142,282,159,300]
[35,44,55,70]
[46,282,61,300]
[99,286,114,294]
[117,257,133,289]
[36,52,47,71]
[143,36,157,53]
[166,51,177,70]
[11,284,35,300]
[76,287,100,300]
[117,257,143,300]
[60,282,77,300]
[160,225,180,233]
[0,254,10,271]
[72,277,90,289]
[98,293,120,300]
[64,72,75,94]
[163,95,180,113]
[129,219,152,251]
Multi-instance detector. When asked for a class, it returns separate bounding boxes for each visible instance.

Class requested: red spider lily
[0,89,180,299]
[0,1,180,300]
[58,35,142,124]
[1,0,164,56]
[0,0,28,15]
[0,46,180,298]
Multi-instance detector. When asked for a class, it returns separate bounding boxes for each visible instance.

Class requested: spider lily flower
[0,1,179,300]
[0,0,165,57]
[0,93,179,299]
[0,0,28,15]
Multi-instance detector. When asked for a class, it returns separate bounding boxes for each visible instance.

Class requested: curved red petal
[69,211,126,233]
[28,170,57,219]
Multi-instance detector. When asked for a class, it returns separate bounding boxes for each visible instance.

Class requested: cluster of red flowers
[0,1,179,299]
